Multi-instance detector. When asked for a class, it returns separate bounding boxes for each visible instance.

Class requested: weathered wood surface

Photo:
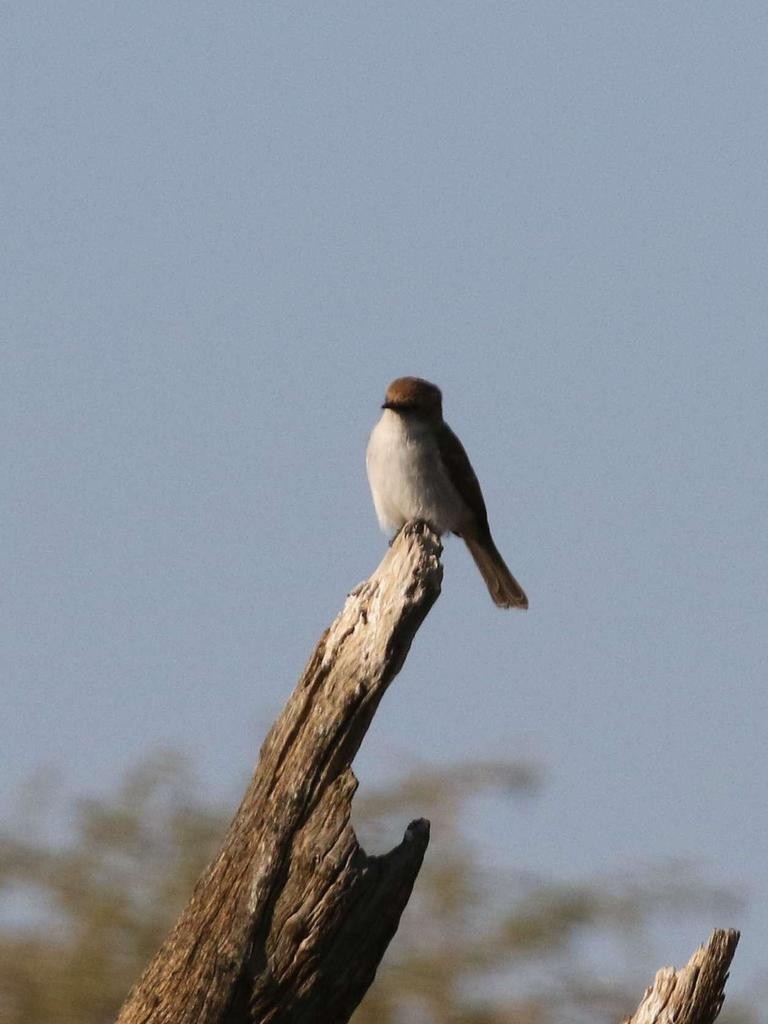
[624,929,740,1024]
[117,521,443,1024]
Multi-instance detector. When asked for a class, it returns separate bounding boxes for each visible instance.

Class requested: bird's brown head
[382,377,443,420]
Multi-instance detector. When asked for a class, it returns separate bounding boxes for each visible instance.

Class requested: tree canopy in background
[0,753,755,1024]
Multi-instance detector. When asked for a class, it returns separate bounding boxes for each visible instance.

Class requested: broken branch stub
[117,521,443,1024]
[624,928,740,1024]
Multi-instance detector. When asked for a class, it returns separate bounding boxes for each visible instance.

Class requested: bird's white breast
[365,410,468,535]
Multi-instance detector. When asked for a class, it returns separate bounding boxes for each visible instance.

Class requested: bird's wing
[435,421,490,537]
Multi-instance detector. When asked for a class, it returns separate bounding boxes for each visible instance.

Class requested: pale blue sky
[2,0,767,999]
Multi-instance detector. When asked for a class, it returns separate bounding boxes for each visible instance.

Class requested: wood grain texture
[623,929,740,1024]
[117,521,443,1024]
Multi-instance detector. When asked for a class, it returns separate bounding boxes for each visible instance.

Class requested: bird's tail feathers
[463,534,528,610]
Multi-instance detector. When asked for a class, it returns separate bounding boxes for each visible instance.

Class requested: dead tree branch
[116,518,742,1024]
[117,521,443,1024]
[624,928,740,1024]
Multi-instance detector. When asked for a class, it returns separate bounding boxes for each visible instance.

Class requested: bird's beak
[382,401,393,410]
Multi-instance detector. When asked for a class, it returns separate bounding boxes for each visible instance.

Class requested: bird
[366,376,528,609]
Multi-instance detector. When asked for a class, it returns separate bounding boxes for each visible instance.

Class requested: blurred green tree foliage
[0,753,754,1024]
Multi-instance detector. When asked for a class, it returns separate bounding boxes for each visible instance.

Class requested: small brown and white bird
[366,376,528,609]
